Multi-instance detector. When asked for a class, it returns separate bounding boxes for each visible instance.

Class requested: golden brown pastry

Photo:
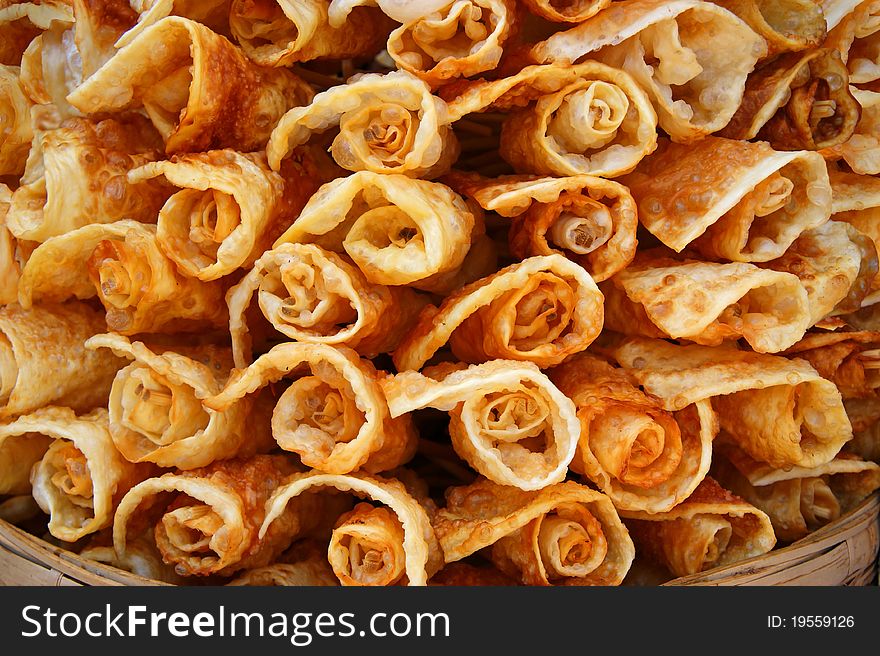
[551,353,717,513]
[328,502,408,586]
[826,0,880,90]
[383,360,579,490]
[784,331,880,400]
[207,343,417,475]
[434,477,634,586]
[67,16,314,154]
[0,418,51,496]
[115,0,232,47]
[818,0,863,31]
[709,0,826,58]
[521,0,609,22]
[0,0,73,66]
[531,0,767,142]
[394,254,604,370]
[0,302,124,418]
[622,137,832,261]
[267,70,459,179]
[0,64,32,176]
[0,184,28,306]
[79,532,187,584]
[622,477,776,578]
[226,243,428,368]
[428,561,517,585]
[227,560,338,586]
[18,220,228,335]
[823,87,880,174]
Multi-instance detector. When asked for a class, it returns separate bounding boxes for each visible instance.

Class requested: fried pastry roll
[383,360,579,490]
[550,353,716,513]
[823,88,880,174]
[14,407,154,542]
[784,331,880,400]
[394,254,603,370]
[602,254,811,353]
[128,149,325,281]
[0,302,124,418]
[260,470,443,586]
[67,16,313,154]
[207,343,417,475]
[622,138,831,261]
[448,172,638,281]
[531,0,767,142]
[435,478,634,586]
[0,65,32,176]
[85,333,273,470]
[714,445,880,542]
[826,0,880,89]
[230,0,390,67]
[445,62,658,179]
[116,0,233,47]
[114,455,315,577]
[709,0,825,58]
[227,560,338,586]
[622,477,776,578]
[0,185,28,305]
[521,0,609,22]
[7,114,169,243]
[0,0,73,66]
[272,172,476,291]
[611,338,853,468]
[267,70,458,179]
[720,49,861,151]
[0,423,51,496]
[18,220,228,335]
[226,243,427,368]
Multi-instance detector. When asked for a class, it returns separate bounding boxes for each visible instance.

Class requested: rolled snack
[784,331,880,401]
[394,254,603,371]
[448,172,638,282]
[611,338,853,468]
[207,343,417,475]
[85,334,273,470]
[444,62,658,179]
[261,470,442,586]
[0,184,28,306]
[709,0,825,58]
[763,221,878,326]
[435,478,634,585]
[113,455,316,577]
[602,253,811,354]
[116,0,233,48]
[7,114,169,243]
[18,220,228,335]
[530,0,767,142]
[719,49,861,151]
[79,532,186,584]
[327,502,408,586]
[67,17,314,154]
[621,477,776,578]
[128,149,327,281]
[622,138,831,261]
[15,407,154,542]
[272,172,475,291]
[226,243,428,368]
[826,0,880,88]
[227,561,338,586]
[714,444,880,542]
[0,302,124,418]
[550,353,716,513]
[267,70,458,179]
[0,422,52,496]
[521,0,609,22]
[230,0,391,67]
[383,360,579,491]
[0,65,32,176]
[823,88,880,175]
[0,0,73,66]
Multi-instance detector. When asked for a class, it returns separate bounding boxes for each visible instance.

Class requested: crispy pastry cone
[0,421,52,496]
[622,138,831,261]
[823,88,880,174]
[0,184,28,306]
[444,62,658,179]
[207,343,417,474]
[260,470,443,586]
[226,243,428,368]
[435,478,634,586]
[383,360,580,490]
[784,331,880,400]
[550,353,717,513]
[114,455,315,577]
[230,0,390,67]
[0,302,124,418]
[611,338,853,468]
[763,221,878,326]
[272,172,476,291]
[714,444,880,542]
[267,70,458,179]
[394,254,603,370]
[720,49,861,151]
[0,65,32,176]
[86,334,274,470]
[12,407,154,542]
[18,220,228,335]
[826,0,880,89]
[227,560,338,586]
[602,254,811,353]
[531,0,767,143]
[709,1,825,59]
[521,0,609,22]
[67,17,313,154]
[116,0,232,48]
[0,1,73,66]
[79,532,187,584]
[128,149,326,281]
[449,172,638,282]
[7,113,169,243]
[622,477,776,578]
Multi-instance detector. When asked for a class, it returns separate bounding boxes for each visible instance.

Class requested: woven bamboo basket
[1,491,877,586]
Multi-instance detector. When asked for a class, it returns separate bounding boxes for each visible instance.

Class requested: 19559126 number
[768,616,855,628]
